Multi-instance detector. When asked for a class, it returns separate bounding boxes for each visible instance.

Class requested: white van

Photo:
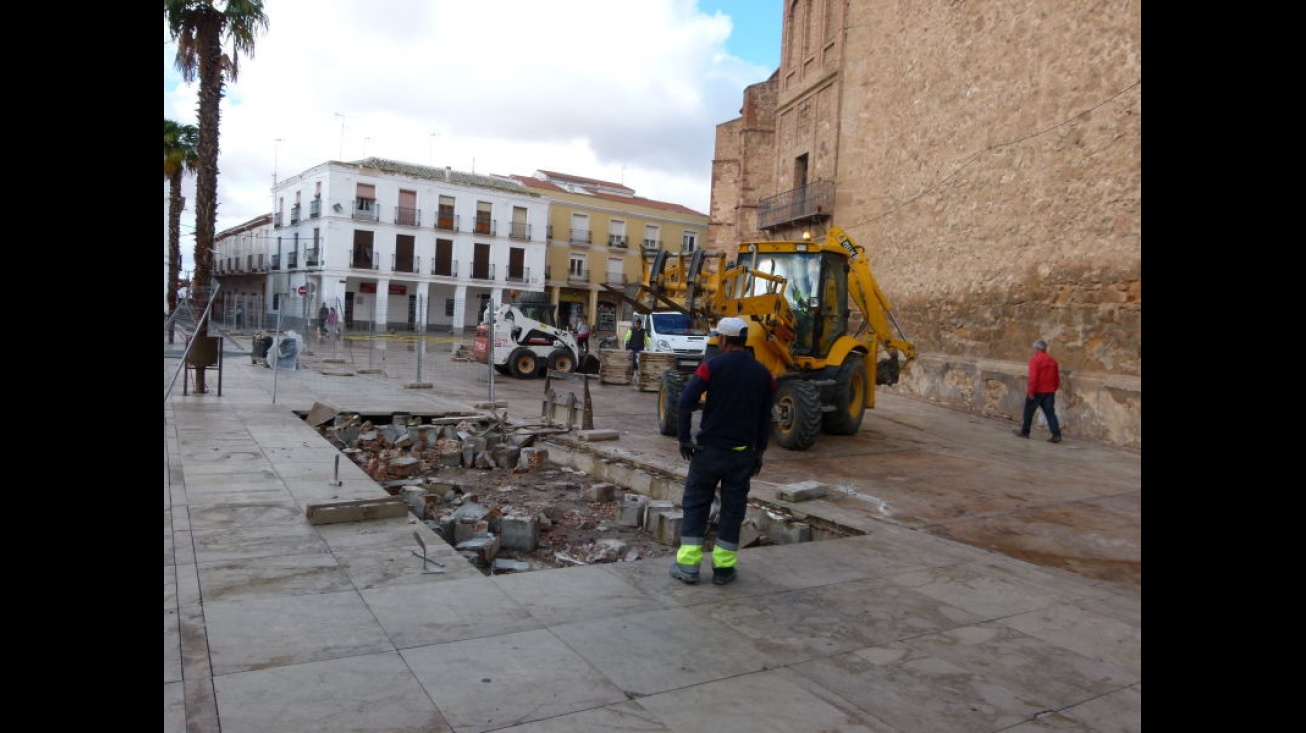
[644,311,710,370]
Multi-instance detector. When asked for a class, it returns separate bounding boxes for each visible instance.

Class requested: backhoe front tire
[772,379,823,451]
[658,370,686,436]
[823,353,868,435]
[508,347,539,378]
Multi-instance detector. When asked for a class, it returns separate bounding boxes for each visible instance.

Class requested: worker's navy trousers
[679,445,755,548]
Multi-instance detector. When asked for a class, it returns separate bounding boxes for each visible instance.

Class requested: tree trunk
[190,22,226,394]
[167,171,183,345]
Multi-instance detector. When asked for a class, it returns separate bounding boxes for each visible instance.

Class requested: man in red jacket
[1013,339,1063,443]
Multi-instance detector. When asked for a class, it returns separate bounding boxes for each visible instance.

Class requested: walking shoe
[669,564,700,584]
[1048,435,1062,443]
[1012,430,1029,438]
[711,567,737,586]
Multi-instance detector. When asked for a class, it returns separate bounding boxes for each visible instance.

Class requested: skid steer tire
[823,353,868,435]
[547,348,576,374]
[493,364,512,376]
[657,370,686,436]
[773,379,823,451]
[508,347,540,379]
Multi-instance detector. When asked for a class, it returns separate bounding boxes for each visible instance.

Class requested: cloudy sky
[164,0,781,272]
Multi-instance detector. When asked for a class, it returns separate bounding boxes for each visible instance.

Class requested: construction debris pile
[313,407,680,574]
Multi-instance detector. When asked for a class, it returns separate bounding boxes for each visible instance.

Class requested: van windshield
[650,312,708,336]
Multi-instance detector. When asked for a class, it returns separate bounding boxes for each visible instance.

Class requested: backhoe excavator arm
[829,227,916,361]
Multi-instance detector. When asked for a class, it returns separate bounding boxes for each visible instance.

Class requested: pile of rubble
[310,406,682,574]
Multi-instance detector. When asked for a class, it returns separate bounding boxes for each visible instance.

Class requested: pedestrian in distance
[317,303,329,342]
[625,319,647,373]
[670,317,777,586]
[1013,339,1063,443]
[575,317,591,356]
[327,307,341,339]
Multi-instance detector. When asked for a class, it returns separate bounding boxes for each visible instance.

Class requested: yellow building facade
[509,171,709,342]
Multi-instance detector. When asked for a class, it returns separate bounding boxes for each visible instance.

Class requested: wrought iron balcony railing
[571,228,592,244]
[349,249,377,270]
[431,260,459,277]
[509,222,531,240]
[395,206,421,227]
[756,179,834,230]
[436,212,459,232]
[309,197,321,218]
[392,254,421,274]
[352,199,380,221]
[608,234,628,248]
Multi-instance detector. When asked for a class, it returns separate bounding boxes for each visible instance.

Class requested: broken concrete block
[652,510,683,546]
[388,456,421,478]
[768,521,812,545]
[617,493,649,527]
[500,514,540,552]
[777,481,830,502]
[576,429,619,441]
[456,535,500,568]
[518,447,548,472]
[491,445,520,468]
[643,500,675,530]
[304,402,341,427]
[305,496,409,525]
[585,483,616,502]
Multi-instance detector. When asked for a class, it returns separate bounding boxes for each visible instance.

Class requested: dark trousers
[680,446,754,548]
[1020,392,1061,437]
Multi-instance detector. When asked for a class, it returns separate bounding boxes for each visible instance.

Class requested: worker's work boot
[1048,435,1062,443]
[1012,430,1029,438]
[711,567,737,586]
[669,563,700,584]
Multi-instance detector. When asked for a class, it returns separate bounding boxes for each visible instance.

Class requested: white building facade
[215,157,550,335]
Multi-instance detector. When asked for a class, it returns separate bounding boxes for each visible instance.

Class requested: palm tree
[164,118,199,344]
[164,0,268,392]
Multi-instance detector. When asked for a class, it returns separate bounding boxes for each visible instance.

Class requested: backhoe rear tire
[823,353,868,435]
[508,347,539,378]
[658,370,686,436]
[772,379,823,451]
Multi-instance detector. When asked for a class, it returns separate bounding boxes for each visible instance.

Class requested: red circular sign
[297,285,307,295]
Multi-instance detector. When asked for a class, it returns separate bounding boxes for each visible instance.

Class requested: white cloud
[163,0,771,265]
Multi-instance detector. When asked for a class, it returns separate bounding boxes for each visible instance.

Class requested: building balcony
[605,271,626,285]
[431,260,459,278]
[273,212,283,228]
[395,206,421,227]
[643,238,660,249]
[757,179,834,231]
[608,234,628,248]
[474,218,496,236]
[349,249,377,270]
[290,204,301,225]
[393,255,421,274]
[270,254,281,271]
[287,251,299,269]
[471,263,495,280]
[571,228,592,244]
[568,268,590,283]
[509,222,531,240]
[305,247,321,267]
[309,197,321,218]
[504,267,531,284]
[436,213,459,232]
[352,199,380,221]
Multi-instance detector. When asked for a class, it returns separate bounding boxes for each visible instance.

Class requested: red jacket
[1027,351,1060,397]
